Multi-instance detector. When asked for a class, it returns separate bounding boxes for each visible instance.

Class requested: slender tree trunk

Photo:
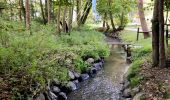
[40,0,46,24]
[68,0,74,33]
[137,0,150,38]
[63,6,68,32]
[45,0,48,20]
[77,0,81,26]
[103,13,107,27]
[19,0,22,21]
[109,12,116,31]
[80,0,92,25]
[57,5,61,34]
[108,0,116,31]
[25,0,31,30]
[152,0,159,67]
[47,0,51,24]
[158,0,166,67]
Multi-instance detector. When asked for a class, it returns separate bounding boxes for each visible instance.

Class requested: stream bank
[68,41,130,100]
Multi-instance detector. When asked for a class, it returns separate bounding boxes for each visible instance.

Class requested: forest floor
[139,60,170,99]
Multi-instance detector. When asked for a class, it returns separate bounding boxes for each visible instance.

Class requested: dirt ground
[139,60,170,100]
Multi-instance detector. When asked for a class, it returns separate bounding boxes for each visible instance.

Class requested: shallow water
[68,45,129,100]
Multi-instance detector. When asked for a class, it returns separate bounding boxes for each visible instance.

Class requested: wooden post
[137,27,140,41]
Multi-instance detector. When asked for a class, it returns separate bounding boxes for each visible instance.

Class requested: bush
[0,18,110,98]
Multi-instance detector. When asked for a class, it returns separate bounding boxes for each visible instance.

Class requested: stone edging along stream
[35,57,105,100]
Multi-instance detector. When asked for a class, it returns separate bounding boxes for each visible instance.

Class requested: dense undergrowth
[0,18,109,99]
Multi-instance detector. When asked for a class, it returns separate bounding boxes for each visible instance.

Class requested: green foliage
[0,18,109,98]
[97,0,135,26]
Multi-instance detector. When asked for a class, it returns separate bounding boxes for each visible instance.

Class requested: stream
[68,43,130,100]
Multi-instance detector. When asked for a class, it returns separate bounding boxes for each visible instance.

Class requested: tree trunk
[158,0,166,67]
[19,0,22,21]
[47,0,51,24]
[152,0,159,67]
[76,0,81,26]
[68,0,74,33]
[137,0,150,38]
[45,0,48,20]
[109,12,116,31]
[57,5,61,34]
[62,6,68,33]
[40,0,47,24]
[108,0,116,31]
[80,0,92,25]
[25,0,31,30]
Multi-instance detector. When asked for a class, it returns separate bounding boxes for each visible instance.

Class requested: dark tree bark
[158,0,166,67]
[137,0,150,38]
[152,0,159,67]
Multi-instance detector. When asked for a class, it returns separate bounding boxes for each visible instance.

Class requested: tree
[137,0,150,38]
[152,0,166,67]
[68,0,74,33]
[76,0,81,26]
[57,3,61,34]
[25,0,31,31]
[152,0,159,67]
[158,0,166,67]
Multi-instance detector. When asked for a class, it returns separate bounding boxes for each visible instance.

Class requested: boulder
[123,88,131,98]
[68,71,75,80]
[123,81,130,89]
[58,92,67,100]
[73,71,80,78]
[131,87,140,97]
[90,67,97,74]
[52,86,61,94]
[67,81,77,91]
[78,74,90,82]
[86,58,94,64]
[49,91,58,100]
[93,63,102,70]
[35,93,45,100]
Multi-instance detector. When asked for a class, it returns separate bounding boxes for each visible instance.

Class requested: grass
[120,30,152,88]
